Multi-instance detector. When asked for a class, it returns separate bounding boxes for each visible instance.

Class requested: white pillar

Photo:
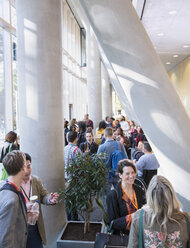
[80,0,190,211]
[16,1,65,247]
[87,28,102,129]
[101,62,112,119]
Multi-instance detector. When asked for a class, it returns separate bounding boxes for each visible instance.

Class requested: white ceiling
[136,0,190,71]
[69,0,190,72]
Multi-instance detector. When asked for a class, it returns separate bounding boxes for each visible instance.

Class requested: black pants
[26,224,43,248]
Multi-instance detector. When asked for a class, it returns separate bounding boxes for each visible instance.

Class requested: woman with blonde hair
[128,175,190,247]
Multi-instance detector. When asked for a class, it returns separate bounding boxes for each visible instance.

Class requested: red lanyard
[8,181,26,204]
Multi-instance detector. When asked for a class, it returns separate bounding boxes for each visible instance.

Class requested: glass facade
[0,0,88,145]
[62,1,87,121]
[0,26,5,141]
[0,0,17,146]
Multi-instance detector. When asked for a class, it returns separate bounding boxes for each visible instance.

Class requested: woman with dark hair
[134,126,146,147]
[77,121,86,147]
[116,127,131,150]
[66,124,76,144]
[64,120,69,146]
[0,131,19,179]
[107,159,146,235]
[115,120,121,129]
[128,175,190,247]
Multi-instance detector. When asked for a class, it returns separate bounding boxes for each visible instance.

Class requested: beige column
[16,0,65,247]
[101,62,112,119]
[86,27,102,130]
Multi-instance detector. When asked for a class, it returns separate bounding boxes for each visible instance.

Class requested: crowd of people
[63,114,190,247]
[0,114,190,247]
[64,114,159,188]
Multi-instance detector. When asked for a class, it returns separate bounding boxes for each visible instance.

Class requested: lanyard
[8,181,26,204]
[8,181,20,191]
[20,180,32,201]
[121,184,138,210]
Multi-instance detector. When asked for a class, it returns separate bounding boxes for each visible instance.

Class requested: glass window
[0,27,5,140]
[12,34,18,131]
[0,1,17,141]
[62,2,87,121]
[0,0,10,24]
[11,5,17,28]
[81,28,86,67]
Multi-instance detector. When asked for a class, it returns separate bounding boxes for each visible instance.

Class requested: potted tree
[57,153,108,248]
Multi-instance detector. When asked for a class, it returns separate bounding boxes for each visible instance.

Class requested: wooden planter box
[57,221,105,248]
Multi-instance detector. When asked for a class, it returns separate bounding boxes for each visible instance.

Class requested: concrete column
[16,1,65,247]
[79,0,190,211]
[101,62,112,119]
[87,27,102,130]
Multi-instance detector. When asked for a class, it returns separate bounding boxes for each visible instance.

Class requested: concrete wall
[168,56,190,117]
[79,0,190,211]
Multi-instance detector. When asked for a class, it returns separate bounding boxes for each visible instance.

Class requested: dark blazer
[106,182,146,234]
[79,141,98,155]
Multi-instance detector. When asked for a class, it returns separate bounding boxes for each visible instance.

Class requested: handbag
[94,220,128,248]
[138,209,144,248]
[94,232,128,248]
[184,214,190,248]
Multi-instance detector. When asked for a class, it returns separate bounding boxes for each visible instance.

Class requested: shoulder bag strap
[67,145,73,168]
[8,143,13,153]
[114,141,118,151]
[118,141,122,150]
[138,209,144,248]
[184,214,190,248]
[73,147,79,154]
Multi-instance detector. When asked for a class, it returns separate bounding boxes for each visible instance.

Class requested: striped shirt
[64,143,81,179]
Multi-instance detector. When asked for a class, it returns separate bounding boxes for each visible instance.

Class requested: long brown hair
[5,131,17,143]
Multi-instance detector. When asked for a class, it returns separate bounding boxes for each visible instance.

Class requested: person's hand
[26,202,40,224]
[133,159,137,164]
[26,201,33,212]
[49,192,59,204]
